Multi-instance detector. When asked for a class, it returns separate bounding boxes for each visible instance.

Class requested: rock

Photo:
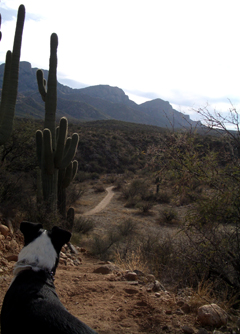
[162,325,170,331]
[181,302,191,314]
[93,265,115,275]
[146,274,155,282]
[59,258,67,265]
[124,288,138,295]
[175,309,184,315]
[67,242,78,254]
[133,269,145,276]
[124,271,138,281]
[5,255,18,262]
[0,258,8,266]
[182,325,194,334]
[198,304,228,328]
[128,281,138,286]
[0,224,9,236]
[152,280,166,292]
[197,328,209,334]
[60,251,67,259]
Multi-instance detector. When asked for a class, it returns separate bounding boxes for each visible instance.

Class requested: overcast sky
[0,0,239,122]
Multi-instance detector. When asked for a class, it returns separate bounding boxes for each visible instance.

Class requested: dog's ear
[20,221,43,246]
[50,226,71,254]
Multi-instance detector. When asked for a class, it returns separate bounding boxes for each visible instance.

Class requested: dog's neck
[13,260,55,281]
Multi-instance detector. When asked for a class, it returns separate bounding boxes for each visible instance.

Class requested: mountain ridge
[0,61,200,128]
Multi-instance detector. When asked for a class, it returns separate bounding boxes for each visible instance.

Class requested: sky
[0,0,240,124]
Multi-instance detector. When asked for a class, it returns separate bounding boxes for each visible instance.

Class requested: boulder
[124,271,138,281]
[93,265,116,275]
[198,304,228,327]
[0,224,9,236]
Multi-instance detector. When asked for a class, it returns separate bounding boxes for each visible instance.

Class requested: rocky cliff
[0,61,200,128]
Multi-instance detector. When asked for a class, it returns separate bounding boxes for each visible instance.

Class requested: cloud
[0,7,17,22]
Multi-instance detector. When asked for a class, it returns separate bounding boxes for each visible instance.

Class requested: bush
[93,183,105,193]
[122,179,149,200]
[157,208,178,224]
[73,216,95,235]
[154,190,171,204]
[117,219,138,237]
[136,201,154,214]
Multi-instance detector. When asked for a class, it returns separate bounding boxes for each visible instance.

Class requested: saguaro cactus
[0,5,25,146]
[36,33,79,217]
[56,117,78,217]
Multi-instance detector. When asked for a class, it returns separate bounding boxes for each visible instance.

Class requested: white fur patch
[15,230,57,274]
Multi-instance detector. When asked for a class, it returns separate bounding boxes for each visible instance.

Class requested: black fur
[0,222,98,334]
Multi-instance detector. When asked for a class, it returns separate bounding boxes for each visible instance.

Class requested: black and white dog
[1,221,97,334]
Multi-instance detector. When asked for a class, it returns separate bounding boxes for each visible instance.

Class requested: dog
[1,221,98,334]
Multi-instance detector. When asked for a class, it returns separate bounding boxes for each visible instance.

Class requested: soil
[0,182,236,333]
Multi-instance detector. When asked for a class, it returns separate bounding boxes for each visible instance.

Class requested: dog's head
[16,222,71,276]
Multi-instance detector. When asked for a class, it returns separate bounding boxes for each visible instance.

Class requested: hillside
[0,61,200,128]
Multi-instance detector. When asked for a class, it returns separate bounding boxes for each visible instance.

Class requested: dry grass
[188,280,217,313]
[113,248,149,273]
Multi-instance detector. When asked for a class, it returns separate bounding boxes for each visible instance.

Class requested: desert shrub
[0,168,33,221]
[138,232,179,283]
[66,183,84,207]
[90,219,139,260]
[136,201,154,214]
[93,183,105,193]
[154,189,171,204]
[157,208,178,224]
[121,179,149,200]
[75,171,92,182]
[90,230,122,260]
[117,219,138,237]
[73,216,95,235]
[124,197,139,208]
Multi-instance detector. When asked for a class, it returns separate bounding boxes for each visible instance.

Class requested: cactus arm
[64,137,72,155]
[61,133,79,169]
[62,162,73,188]
[54,117,67,168]
[72,160,78,179]
[36,70,47,102]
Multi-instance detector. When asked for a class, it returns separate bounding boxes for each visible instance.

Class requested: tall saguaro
[36,33,79,219]
[0,5,25,146]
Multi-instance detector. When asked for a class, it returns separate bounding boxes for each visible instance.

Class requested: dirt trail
[0,185,229,334]
[80,186,115,216]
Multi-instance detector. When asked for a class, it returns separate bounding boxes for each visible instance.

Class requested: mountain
[0,61,200,128]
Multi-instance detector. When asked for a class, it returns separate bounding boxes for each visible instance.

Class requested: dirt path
[80,186,115,216]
